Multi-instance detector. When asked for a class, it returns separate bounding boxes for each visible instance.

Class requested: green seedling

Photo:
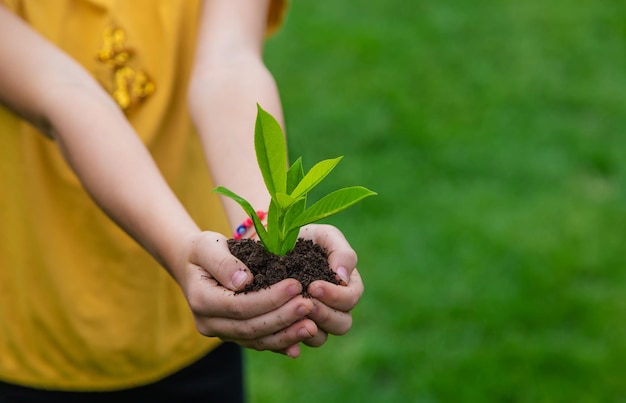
[213,104,377,256]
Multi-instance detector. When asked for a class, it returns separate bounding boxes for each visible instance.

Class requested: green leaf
[288,186,377,231]
[290,157,343,201]
[280,228,300,255]
[266,200,281,254]
[254,104,287,200]
[279,157,307,254]
[212,186,276,253]
[281,198,305,254]
[275,192,302,210]
[286,157,305,194]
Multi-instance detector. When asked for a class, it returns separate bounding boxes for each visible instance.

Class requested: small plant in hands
[213,105,376,294]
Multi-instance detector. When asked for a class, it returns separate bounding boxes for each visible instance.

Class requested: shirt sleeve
[267,0,289,35]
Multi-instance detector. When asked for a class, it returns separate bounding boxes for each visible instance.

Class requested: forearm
[187,0,285,230]
[47,85,200,278]
[189,58,284,227]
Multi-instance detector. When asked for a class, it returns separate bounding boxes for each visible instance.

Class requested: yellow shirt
[0,0,287,391]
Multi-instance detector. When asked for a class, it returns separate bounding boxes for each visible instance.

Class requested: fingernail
[288,283,302,297]
[232,270,248,289]
[337,266,349,285]
[296,304,310,317]
[298,327,313,338]
[311,286,324,299]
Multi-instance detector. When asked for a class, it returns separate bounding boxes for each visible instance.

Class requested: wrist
[233,210,267,240]
[155,225,202,284]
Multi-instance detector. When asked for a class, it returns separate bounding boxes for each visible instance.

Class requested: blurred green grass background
[246,1,626,401]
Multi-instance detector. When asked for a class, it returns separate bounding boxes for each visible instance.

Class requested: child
[0,1,364,400]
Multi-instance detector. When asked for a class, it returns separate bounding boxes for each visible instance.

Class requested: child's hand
[177,231,318,358]
[298,224,365,348]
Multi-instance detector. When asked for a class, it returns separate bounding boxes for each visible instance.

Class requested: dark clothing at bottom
[0,342,244,403]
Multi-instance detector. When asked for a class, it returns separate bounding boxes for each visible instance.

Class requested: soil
[227,238,340,296]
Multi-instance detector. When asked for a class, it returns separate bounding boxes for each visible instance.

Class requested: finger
[308,299,353,336]
[300,224,358,284]
[308,267,364,312]
[234,319,318,355]
[188,231,252,291]
[282,344,301,358]
[302,327,328,348]
[198,295,314,340]
[188,276,304,320]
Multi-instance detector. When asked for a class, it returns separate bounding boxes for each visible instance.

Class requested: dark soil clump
[228,238,340,296]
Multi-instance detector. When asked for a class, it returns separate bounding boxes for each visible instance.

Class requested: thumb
[190,232,253,291]
[301,224,357,284]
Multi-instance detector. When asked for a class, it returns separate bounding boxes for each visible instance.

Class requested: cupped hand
[176,231,319,357]
[298,224,365,347]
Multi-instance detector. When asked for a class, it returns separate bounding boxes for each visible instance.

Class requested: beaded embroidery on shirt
[96,26,155,113]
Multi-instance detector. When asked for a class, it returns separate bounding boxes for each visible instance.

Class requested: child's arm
[188,0,281,227]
